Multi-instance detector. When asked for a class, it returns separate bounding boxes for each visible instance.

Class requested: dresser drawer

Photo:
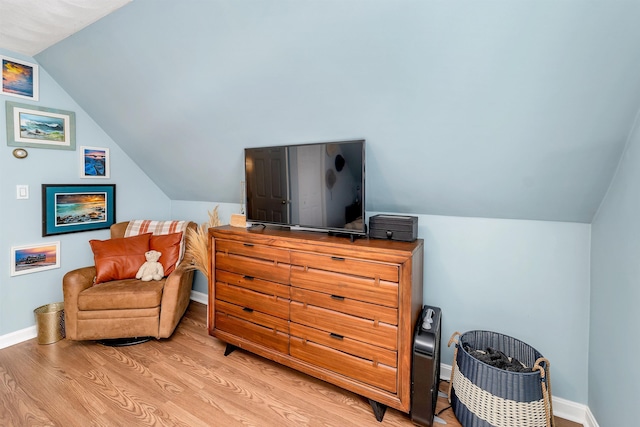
[216,251,290,284]
[215,238,290,264]
[290,336,397,393]
[216,280,289,320]
[290,301,397,351]
[290,252,398,282]
[290,323,397,368]
[290,287,397,326]
[215,300,289,353]
[216,270,290,300]
[290,266,398,308]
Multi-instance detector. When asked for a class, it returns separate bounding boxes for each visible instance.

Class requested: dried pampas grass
[184,206,221,275]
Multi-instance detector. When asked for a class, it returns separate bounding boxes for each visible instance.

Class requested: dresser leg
[368,399,387,422]
[223,344,237,356]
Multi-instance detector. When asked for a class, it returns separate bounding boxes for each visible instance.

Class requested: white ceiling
[0,0,131,56]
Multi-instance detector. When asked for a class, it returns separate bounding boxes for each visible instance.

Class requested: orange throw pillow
[150,231,183,276]
[90,233,152,284]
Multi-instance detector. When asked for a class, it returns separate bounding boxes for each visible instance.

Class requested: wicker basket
[447,331,554,427]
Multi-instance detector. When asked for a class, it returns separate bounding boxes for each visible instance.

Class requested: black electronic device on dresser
[369,214,418,242]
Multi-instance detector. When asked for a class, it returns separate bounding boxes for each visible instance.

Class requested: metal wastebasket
[34,302,65,344]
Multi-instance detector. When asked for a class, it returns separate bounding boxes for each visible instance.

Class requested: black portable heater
[411,305,442,427]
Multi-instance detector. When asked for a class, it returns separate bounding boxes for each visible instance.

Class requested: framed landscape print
[1,55,39,101]
[5,101,76,150]
[42,184,116,236]
[80,146,110,178]
[10,241,60,276]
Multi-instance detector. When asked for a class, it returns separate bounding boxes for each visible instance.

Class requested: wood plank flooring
[0,302,580,426]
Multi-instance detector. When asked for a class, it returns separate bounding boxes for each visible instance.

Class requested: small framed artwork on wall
[1,55,39,101]
[10,241,60,276]
[5,101,76,150]
[80,146,110,178]
[42,184,116,236]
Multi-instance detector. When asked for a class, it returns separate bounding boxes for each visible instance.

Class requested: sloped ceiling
[0,0,131,56]
[33,0,640,223]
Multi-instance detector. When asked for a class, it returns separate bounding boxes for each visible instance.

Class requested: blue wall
[590,116,640,425]
[0,48,171,336]
[420,214,590,403]
[35,0,640,224]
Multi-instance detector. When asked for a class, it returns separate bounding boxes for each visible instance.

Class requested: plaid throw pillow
[125,220,189,265]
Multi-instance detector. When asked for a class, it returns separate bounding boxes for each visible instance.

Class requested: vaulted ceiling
[0,0,131,56]
[14,1,640,223]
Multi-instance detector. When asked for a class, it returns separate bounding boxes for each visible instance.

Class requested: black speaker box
[369,214,418,242]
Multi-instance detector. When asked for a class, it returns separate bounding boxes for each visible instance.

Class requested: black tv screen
[244,139,365,236]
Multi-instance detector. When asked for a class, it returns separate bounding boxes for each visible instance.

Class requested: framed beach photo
[80,146,110,178]
[42,184,116,237]
[5,101,76,150]
[10,241,60,276]
[1,55,39,101]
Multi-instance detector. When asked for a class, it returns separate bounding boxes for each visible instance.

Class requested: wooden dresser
[208,225,424,420]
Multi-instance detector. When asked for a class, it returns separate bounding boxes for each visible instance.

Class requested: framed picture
[80,146,110,178]
[10,241,60,276]
[42,184,116,236]
[1,55,39,101]
[5,101,76,150]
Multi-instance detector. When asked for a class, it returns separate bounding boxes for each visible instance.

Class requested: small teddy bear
[136,250,164,281]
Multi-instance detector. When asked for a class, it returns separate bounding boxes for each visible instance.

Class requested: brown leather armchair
[63,221,197,341]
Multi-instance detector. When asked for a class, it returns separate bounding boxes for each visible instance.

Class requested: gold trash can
[34,302,65,344]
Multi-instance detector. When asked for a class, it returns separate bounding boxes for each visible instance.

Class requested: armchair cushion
[89,233,152,284]
[150,232,183,276]
[78,279,164,310]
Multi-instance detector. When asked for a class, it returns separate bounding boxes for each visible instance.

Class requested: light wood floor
[0,302,580,426]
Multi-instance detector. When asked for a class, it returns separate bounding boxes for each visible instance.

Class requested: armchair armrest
[158,262,195,337]
[62,266,96,339]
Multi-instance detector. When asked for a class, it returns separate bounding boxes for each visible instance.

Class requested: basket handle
[448,331,461,348]
[446,331,461,403]
[533,357,555,427]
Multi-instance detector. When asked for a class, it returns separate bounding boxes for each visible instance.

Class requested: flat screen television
[244,139,366,236]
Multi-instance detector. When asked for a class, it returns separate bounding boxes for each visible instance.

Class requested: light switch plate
[16,185,29,200]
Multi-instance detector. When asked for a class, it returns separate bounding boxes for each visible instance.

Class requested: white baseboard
[440,362,453,382]
[190,290,208,305]
[0,325,36,350]
[584,406,600,427]
[553,395,592,426]
[440,362,597,427]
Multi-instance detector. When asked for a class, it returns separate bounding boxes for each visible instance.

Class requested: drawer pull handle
[243,243,254,247]
[330,294,345,301]
[243,307,254,313]
[331,256,345,261]
[243,275,254,281]
[330,333,344,340]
